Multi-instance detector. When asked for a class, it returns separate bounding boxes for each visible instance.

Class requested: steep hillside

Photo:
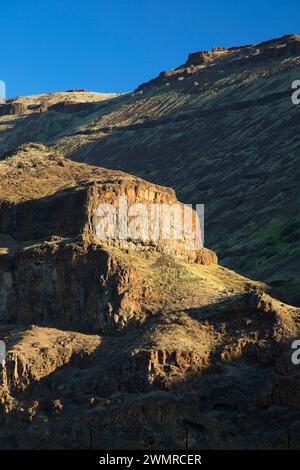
[0,143,299,450]
[1,278,300,450]
[2,34,300,304]
[0,143,217,329]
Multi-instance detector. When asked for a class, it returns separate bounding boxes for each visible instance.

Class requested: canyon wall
[0,160,216,331]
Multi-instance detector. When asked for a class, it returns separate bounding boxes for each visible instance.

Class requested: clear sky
[1,0,299,97]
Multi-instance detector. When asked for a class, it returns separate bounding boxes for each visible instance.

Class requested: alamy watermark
[291,80,300,105]
[291,340,300,365]
[93,197,205,250]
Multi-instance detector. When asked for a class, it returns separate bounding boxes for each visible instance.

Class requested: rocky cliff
[0,35,300,450]
[0,280,300,449]
[0,143,216,331]
[0,143,299,450]
[1,35,299,304]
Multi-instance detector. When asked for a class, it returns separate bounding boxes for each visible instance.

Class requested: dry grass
[12,90,120,108]
[0,142,136,203]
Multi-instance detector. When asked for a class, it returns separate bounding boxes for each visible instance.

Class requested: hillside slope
[0,145,299,450]
[0,34,299,304]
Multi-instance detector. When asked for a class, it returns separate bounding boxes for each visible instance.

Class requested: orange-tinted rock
[186,51,212,65]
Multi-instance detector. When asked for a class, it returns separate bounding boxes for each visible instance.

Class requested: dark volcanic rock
[0,102,27,116]
[48,101,96,113]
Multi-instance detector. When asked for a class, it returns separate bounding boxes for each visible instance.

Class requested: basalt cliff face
[0,143,299,450]
[1,34,300,304]
[0,144,215,330]
[0,35,300,450]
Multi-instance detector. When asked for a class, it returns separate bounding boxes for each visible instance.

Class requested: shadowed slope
[1,35,299,303]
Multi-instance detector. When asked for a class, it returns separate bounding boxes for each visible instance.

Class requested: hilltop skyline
[1,0,299,97]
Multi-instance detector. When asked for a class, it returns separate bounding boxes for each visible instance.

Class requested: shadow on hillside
[1,287,299,449]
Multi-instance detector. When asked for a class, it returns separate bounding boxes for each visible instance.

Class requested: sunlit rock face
[2,34,295,304]
[0,143,216,330]
[1,36,300,450]
[0,143,214,261]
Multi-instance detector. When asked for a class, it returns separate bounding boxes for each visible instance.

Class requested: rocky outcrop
[260,41,300,59]
[0,144,212,262]
[0,240,218,332]
[0,144,217,332]
[0,91,117,118]
[1,327,101,391]
[0,34,299,450]
[136,34,300,96]
[0,176,210,259]
[48,101,96,113]
[186,50,214,66]
[0,243,143,331]
[0,102,27,116]
[0,288,299,450]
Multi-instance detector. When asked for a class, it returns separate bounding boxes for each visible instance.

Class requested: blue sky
[1,0,299,97]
